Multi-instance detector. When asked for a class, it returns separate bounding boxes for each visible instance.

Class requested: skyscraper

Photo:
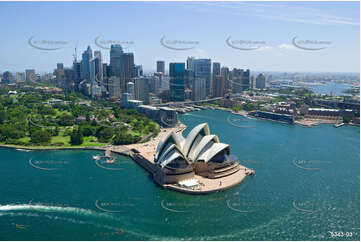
[126,81,135,99]
[134,77,150,104]
[192,77,206,101]
[81,46,92,80]
[232,68,243,94]
[212,62,221,97]
[186,57,195,71]
[194,59,211,97]
[110,44,123,78]
[94,51,103,83]
[221,67,230,95]
[169,63,185,102]
[256,73,266,89]
[242,69,250,91]
[108,76,121,99]
[156,61,165,74]
[121,53,135,92]
[25,69,35,82]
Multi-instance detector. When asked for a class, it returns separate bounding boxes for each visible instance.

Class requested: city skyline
[0,1,359,73]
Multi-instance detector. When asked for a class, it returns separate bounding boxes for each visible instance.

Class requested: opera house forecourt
[150,123,254,194]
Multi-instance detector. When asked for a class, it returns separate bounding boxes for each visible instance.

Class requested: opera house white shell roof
[155,123,230,168]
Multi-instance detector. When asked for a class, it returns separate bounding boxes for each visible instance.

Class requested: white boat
[92,155,101,160]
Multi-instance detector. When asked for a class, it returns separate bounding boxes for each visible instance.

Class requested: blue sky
[0,1,359,73]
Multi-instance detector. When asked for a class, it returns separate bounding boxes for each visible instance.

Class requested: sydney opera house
[153,123,244,187]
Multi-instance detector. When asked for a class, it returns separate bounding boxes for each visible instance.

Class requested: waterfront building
[194,59,211,97]
[134,77,150,104]
[184,69,194,89]
[232,68,243,94]
[169,63,185,102]
[256,73,266,89]
[186,57,196,71]
[153,123,242,185]
[242,69,250,91]
[156,61,165,74]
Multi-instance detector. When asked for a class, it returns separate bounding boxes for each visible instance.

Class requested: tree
[30,130,51,144]
[58,114,75,126]
[70,129,83,145]
[96,127,113,142]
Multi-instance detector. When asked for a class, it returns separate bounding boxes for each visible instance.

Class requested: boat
[92,155,101,160]
[106,157,115,164]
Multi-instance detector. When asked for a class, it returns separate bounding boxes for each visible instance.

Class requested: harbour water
[0,109,359,240]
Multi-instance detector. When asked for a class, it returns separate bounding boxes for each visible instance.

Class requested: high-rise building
[110,44,123,78]
[134,77,150,104]
[186,57,195,71]
[184,69,194,89]
[81,46,92,80]
[212,62,221,97]
[256,73,266,89]
[192,77,206,101]
[2,71,13,84]
[121,53,135,92]
[57,63,64,70]
[194,59,211,97]
[94,51,103,83]
[169,63,185,102]
[232,68,243,94]
[25,69,36,82]
[134,65,143,77]
[221,67,230,95]
[156,61,165,74]
[108,76,121,99]
[242,69,250,91]
[126,81,135,99]
[15,72,25,83]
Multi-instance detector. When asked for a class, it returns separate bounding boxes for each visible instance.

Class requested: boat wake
[0,204,115,220]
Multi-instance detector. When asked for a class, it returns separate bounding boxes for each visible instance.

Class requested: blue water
[308,82,352,96]
[0,109,359,240]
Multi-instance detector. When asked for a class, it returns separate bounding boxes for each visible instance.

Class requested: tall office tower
[192,77,206,101]
[154,72,164,94]
[126,81,135,99]
[194,59,211,97]
[64,68,74,90]
[186,57,195,71]
[72,62,81,87]
[25,69,36,82]
[169,63,185,102]
[81,46,93,80]
[57,63,64,70]
[221,67,230,95]
[213,75,223,98]
[251,75,256,89]
[121,53,135,92]
[212,62,221,97]
[15,72,25,82]
[134,65,143,77]
[55,63,65,87]
[108,76,121,99]
[256,73,266,89]
[184,69,194,89]
[134,77,150,104]
[241,69,250,91]
[106,65,112,78]
[110,44,123,78]
[94,51,103,82]
[232,68,243,94]
[2,71,12,84]
[156,61,165,74]
[102,63,108,79]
